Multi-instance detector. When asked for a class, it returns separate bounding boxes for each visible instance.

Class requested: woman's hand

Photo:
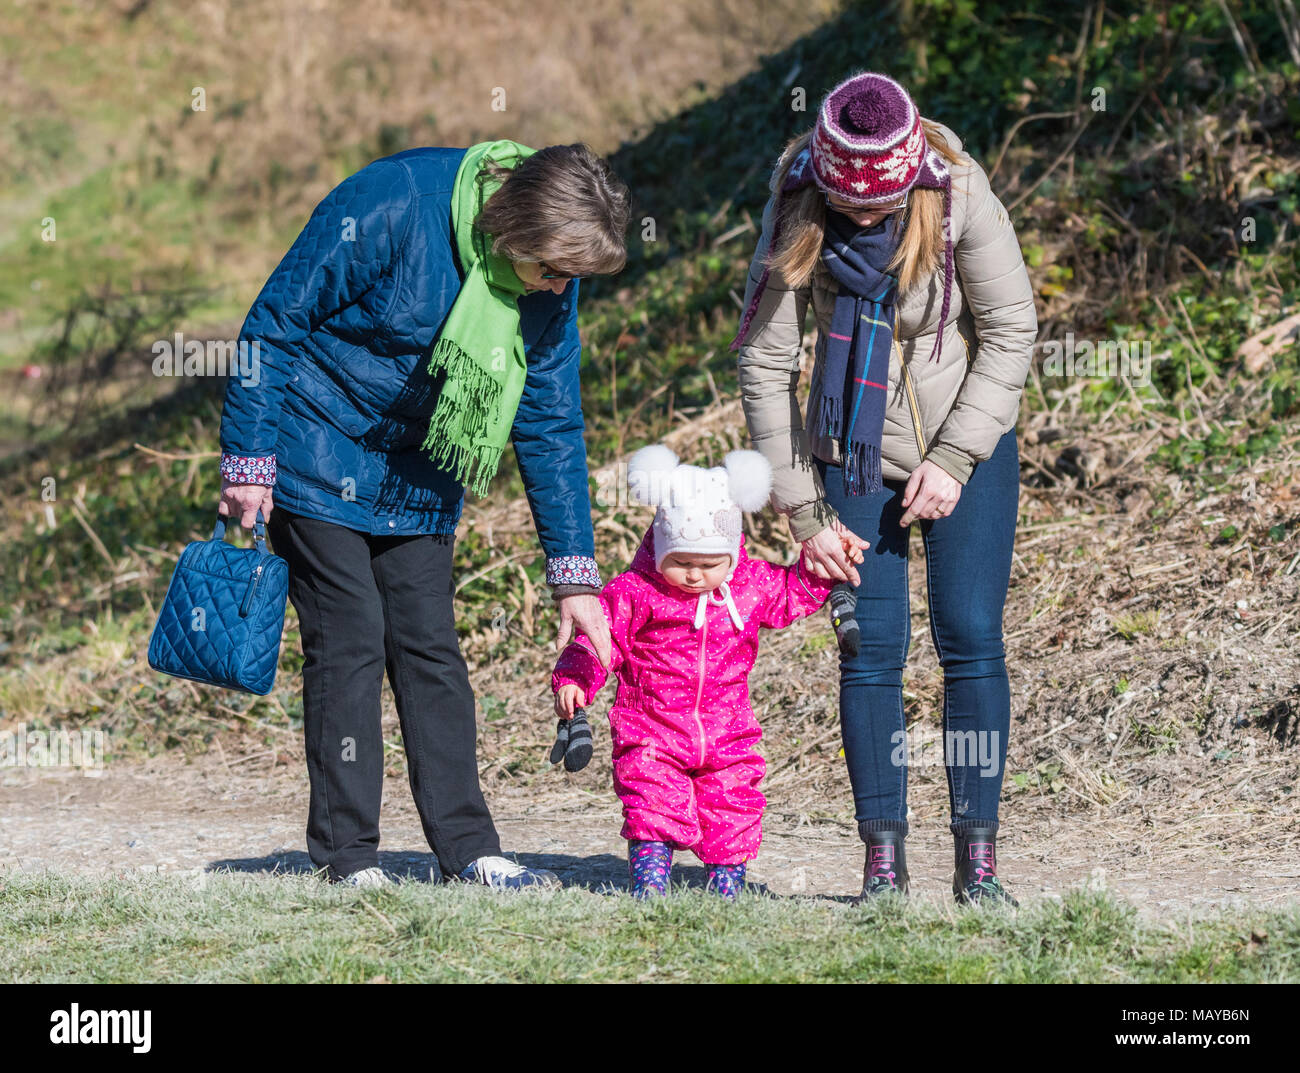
[899,460,961,526]
[554,683,586,720]
[555,593,612,670]
[801,521,870,587]
[218,478,275,530]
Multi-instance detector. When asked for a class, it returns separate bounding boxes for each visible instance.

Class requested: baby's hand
[554,684,586,720]
[840,534,865,565]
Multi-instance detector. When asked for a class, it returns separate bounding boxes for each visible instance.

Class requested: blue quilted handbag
[147,510,289,695]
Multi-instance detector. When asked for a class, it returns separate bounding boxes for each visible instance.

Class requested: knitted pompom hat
[627,444,772,574]
[732,71,955,365]
[812,72,928,205]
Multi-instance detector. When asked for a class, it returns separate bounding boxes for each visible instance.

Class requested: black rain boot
[828,583,860,658]
[858,825,909,899]
[952,825,1018,907]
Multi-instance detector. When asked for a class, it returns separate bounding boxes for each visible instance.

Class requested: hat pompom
[627,444,679,507]
[843,89,889,135]
[723,449,773,512]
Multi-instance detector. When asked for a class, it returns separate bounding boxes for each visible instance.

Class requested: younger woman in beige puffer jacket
[734,71,1037,906]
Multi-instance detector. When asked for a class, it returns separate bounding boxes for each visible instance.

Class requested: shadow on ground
[205,849,834,899]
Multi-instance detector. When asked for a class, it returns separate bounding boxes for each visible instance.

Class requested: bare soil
[2,736,1296,919]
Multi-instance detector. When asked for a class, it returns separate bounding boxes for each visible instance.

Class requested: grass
[1,870,1295,983]
[1112,610,1160,641]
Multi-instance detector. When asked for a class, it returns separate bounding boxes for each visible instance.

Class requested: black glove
[549,706,594,772]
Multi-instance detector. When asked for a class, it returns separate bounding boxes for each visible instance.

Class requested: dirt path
[3,749,1296,919]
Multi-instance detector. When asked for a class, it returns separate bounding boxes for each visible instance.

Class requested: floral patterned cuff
[220,452,277,485]
[546,555,602,589]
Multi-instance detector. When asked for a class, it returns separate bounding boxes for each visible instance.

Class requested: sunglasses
[539,261,583,281]
[824,191,909,216]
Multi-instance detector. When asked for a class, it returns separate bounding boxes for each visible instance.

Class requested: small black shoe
[858,828,909,899]
[563,708,593,772]
[549,707,593,772]
[548,719,569,765]
[829,583,860,658]
[952,825,1018,907]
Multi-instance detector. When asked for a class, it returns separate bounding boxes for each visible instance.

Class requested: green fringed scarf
[422,139,536,497]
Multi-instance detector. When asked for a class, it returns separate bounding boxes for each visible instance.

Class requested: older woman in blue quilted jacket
[216,141,629,890]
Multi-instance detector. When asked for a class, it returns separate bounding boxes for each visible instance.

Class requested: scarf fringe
[842,440,882,496]
[422,335,507,498]
[816,391,844,441]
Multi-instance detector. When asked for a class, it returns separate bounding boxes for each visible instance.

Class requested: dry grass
[1,0,838,298]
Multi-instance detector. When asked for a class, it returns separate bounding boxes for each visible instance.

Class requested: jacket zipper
[690,608,708,768]
[898,319,974,460]
[240,561,265,617]
[894,307,929,461]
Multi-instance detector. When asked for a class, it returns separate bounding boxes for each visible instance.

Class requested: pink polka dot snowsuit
[551,526,834,865]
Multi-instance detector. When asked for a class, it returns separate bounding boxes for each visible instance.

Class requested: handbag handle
[211,509,269,554]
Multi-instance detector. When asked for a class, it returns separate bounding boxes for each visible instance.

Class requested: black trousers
[267,507,501,880]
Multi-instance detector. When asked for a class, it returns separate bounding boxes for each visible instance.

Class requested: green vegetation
[2,0,1298,762]
[1,870,1295,983]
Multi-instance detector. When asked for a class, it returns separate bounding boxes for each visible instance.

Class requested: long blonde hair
[765,119,969,294]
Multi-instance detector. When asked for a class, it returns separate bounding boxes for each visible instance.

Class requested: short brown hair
[474,143,630,277]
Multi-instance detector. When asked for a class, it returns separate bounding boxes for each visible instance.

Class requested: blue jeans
[815,428,1018,837]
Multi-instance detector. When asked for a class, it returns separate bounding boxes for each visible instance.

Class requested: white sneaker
[339,867,393,889]
[457,855,560,891]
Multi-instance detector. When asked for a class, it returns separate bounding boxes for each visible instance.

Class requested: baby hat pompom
[627,444,679,507]
[723,449,773,513]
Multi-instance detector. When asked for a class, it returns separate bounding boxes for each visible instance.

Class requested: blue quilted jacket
[218,147,601,590]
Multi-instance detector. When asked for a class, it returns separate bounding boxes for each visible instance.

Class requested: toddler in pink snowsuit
[551,444,835,899]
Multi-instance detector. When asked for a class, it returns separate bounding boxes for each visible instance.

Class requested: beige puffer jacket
[737,121,1038,543]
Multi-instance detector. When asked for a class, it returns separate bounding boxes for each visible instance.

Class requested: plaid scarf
[812,210,903,495]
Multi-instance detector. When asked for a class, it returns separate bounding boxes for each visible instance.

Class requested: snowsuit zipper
[690,609,708,768]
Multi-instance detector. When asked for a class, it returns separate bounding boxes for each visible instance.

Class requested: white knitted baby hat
[626,444,772,573]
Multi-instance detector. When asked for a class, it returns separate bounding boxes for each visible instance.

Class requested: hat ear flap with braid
[627,444,679,507]
[723,449,773,512]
